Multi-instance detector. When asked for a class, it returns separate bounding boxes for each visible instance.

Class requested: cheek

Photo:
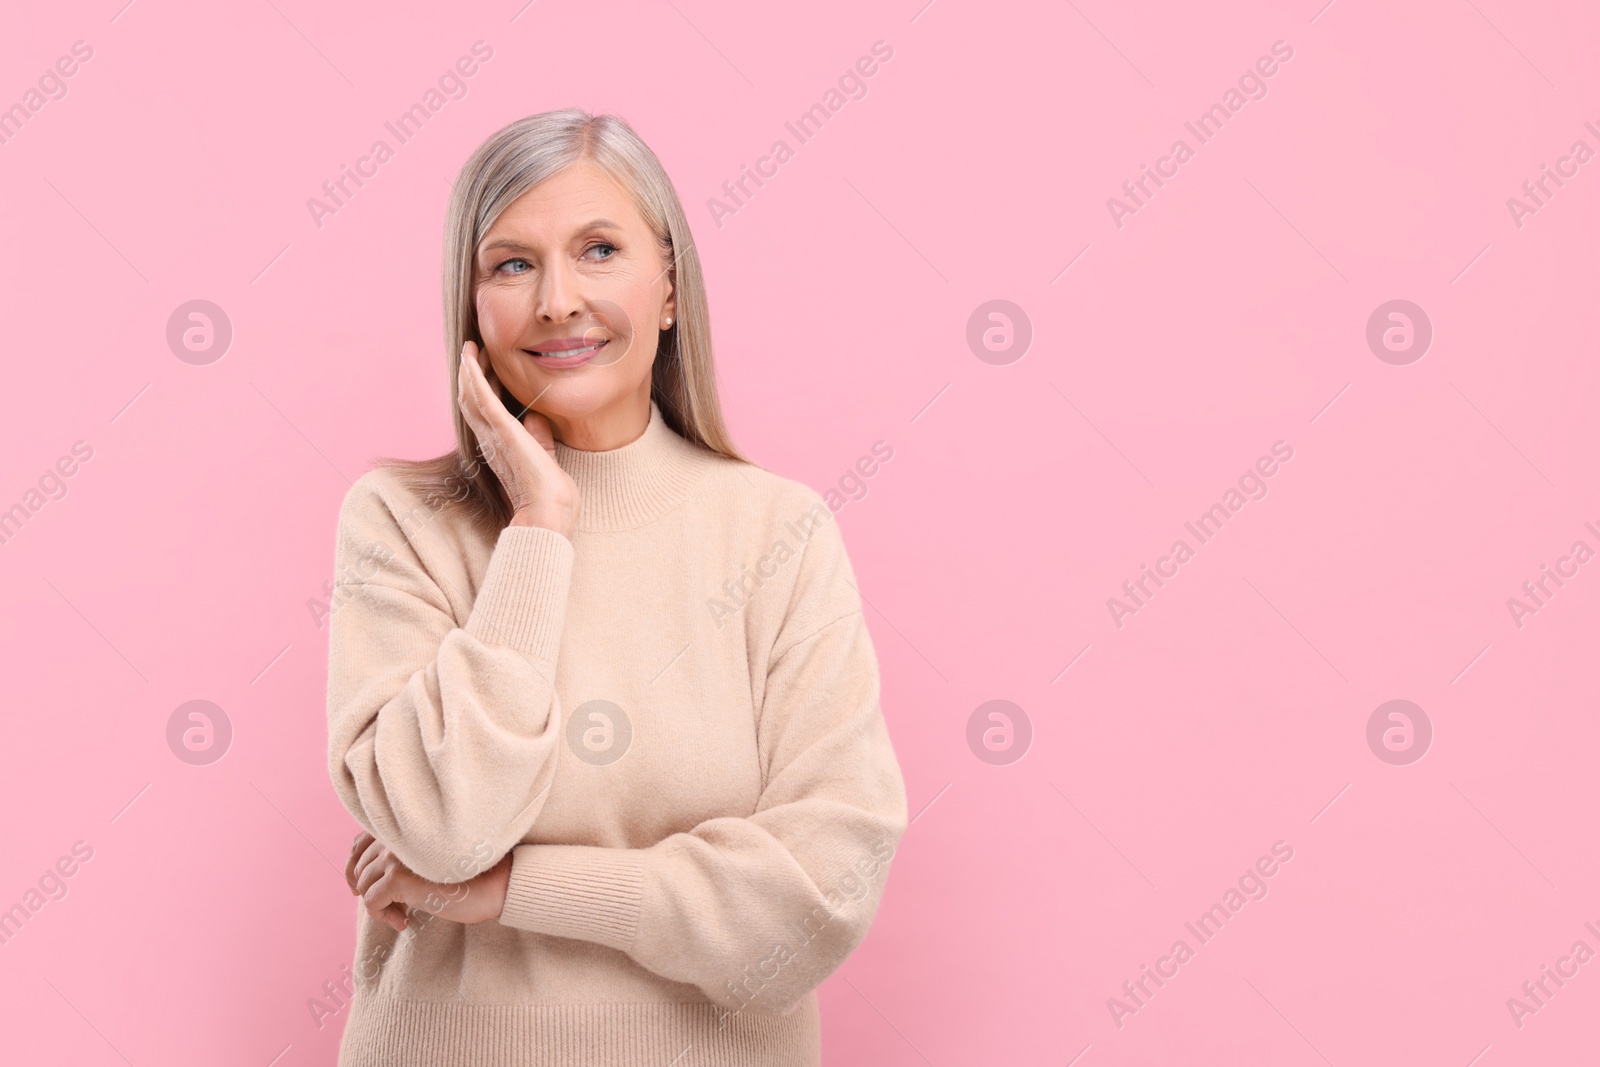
[598,269,660,336]
[476,288,525,344]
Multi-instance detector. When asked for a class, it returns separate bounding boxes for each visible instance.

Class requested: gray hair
[377,108,752,528]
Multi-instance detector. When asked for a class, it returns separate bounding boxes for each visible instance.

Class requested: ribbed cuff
[464,524,574,662]
[499,844,646,953]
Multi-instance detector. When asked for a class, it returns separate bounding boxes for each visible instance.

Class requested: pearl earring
[663,317,673,327]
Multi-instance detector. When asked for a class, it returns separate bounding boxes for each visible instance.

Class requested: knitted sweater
[324,398,908,1066]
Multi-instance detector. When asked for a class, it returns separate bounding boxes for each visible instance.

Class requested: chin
[510,383,625,421]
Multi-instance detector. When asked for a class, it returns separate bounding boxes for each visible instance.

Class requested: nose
[533,259,584,325]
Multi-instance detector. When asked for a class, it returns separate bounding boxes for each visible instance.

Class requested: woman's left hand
[346,831,511,931]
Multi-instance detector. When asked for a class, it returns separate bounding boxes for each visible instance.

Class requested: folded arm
[326,473,576,885]
[497,507,908,1016]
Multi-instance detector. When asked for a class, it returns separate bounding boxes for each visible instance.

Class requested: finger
[342,831,369,883]
[458,342,497,427]
[347,834,375,894]
[483,365,513,417]
[355,856,385,897]
[458,351,509,458]
[464,341,520,433]
[460,341,498,415]
[366,869,419,932]
[363,868,397,920]
[488,374,520,422]
[345,832,372,893]
[351,836,380,884]
[457,343,486,426]
[484,361,535,425]
[353,839,389,895]
[522,408,555,453]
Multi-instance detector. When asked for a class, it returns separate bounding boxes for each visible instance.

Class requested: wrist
[509,508,571,537]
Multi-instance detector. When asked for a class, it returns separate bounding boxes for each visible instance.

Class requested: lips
[529,336,607,353]
[524,338,608,368]
[531,340,605,357]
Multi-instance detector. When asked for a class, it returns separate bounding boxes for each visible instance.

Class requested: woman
[325,108,908,1065]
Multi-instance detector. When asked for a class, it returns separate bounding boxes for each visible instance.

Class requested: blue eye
[492,243,615,275]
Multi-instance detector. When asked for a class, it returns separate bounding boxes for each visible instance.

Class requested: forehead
[481,160,646,243]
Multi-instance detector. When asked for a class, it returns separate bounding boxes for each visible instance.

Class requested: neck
[547,390,653,451]
[550,397,717,532]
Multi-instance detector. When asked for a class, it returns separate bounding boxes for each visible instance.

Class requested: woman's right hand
[456,340,580,539]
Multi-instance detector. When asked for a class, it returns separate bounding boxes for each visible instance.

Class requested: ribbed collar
[552,398,714,532]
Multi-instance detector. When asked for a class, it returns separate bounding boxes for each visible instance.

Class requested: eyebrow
[479,219,623,256]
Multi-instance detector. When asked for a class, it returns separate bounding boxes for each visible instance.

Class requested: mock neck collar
[551,398,714,532]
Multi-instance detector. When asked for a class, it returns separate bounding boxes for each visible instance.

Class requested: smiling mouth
[528,340,608,359]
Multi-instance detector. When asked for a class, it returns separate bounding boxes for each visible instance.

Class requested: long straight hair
[374,108,753,529]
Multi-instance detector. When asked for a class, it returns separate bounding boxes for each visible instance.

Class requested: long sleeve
[497,500,908,1017]
[325,472,576,886]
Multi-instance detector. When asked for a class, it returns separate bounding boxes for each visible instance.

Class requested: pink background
[2,0,1597,1063]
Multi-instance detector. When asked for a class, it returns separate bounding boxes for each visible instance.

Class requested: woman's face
[473,159,675,443]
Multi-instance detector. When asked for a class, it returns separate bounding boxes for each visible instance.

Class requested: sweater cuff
[499,844,645,953]
[464,524,574,662]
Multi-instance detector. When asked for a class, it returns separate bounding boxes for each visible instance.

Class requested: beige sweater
[324,399,907,1066]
